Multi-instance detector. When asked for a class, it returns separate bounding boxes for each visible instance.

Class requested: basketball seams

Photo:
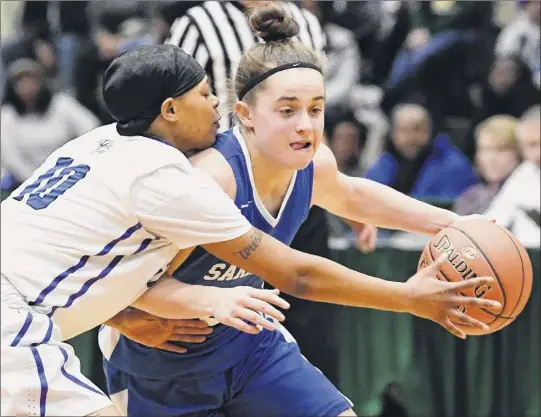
[498,227,527,321]
[448,225,509,318]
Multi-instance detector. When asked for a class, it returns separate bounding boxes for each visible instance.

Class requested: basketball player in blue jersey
[99,5,500,417]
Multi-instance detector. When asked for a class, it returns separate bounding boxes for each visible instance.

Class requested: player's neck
[244,138,295,201]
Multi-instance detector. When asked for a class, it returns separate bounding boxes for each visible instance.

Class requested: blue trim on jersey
[58,346,104,396]
[10,311,33,346]
[36,318,54,346]
[96,223,143,256]
[48,255,124,317]
[33,256,90,305]
[133,238,153,255]
[33,222,141,306]
[30,347,48,417]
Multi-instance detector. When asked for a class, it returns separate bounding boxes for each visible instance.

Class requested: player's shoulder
[60,124,192,176]
[313,143,338,177]
[189,139,236,199]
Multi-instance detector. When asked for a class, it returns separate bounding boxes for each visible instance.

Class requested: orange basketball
[418,218,533,335]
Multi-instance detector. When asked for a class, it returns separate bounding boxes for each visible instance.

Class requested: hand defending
[113,309,212,353]
[212,287,290,334]
[405,255,501,339]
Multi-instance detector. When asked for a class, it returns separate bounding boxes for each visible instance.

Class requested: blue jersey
[103,127,314,379]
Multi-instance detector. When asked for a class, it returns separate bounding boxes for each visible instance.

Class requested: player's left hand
[108,308,212,353]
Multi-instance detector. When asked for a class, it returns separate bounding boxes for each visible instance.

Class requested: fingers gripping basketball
[418,219,533,335]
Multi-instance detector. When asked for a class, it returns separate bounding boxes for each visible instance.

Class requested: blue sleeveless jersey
[106,127,314,378]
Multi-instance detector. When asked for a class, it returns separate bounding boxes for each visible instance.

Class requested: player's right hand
[110,308,213,353]
[212,287,290,334]
[404,255,502,339]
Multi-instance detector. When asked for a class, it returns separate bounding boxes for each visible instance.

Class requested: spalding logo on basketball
[418,218,533,336]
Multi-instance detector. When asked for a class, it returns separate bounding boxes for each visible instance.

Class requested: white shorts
[1,276,113,416]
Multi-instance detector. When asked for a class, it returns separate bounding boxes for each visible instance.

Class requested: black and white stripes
[165,1,325,131]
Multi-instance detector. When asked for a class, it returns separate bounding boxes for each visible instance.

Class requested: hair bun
[248,3,299,43]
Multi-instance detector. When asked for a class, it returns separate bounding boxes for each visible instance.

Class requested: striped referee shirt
[165,1,325,131]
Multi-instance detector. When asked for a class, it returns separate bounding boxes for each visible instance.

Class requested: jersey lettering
[203,263,252,281]
[13,157,90,210]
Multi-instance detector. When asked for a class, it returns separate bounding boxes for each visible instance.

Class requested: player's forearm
[204,230,411,313]
[286,252,412,311]
[347,178,457,235]
[132,275,221,319]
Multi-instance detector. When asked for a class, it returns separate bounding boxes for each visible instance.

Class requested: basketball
[418,218,533,335]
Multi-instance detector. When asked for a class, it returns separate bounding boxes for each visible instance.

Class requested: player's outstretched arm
[203,229,501,339]
[132,163,497,338]
[312,144,459,236]
[105,279,290,352]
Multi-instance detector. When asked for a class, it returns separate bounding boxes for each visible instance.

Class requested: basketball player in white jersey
[1,45,498,416]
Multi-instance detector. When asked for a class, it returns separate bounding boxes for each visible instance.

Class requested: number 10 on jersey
[13,157,90,210]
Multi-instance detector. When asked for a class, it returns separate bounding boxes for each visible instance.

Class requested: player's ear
[160,98,177,122]
[234,101,254,129]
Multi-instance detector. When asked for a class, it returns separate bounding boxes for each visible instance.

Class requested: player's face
[476,132,519,184]
[171,78,220,152]
[247,68,325,170]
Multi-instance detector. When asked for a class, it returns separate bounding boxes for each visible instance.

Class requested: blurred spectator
[328,115,368,177]
[1,2,57,83]
[316,1,409,84]
[54,2,92,92]
[73,1,157,122]
[1,59,99,187]
[371,1,413,86]
[383,1,495,128]
[365,103,477,202]
[495,0,540,88]
[485,109,540,248]
[517,105,541,167]
[463,55,540,160]
[326,115,369,245]
[454,115,520,216]
[300,0,361,117]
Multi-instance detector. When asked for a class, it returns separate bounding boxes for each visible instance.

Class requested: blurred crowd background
[1,1,539,417]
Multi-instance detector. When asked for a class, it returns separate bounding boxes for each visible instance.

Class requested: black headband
[238,62,322,100]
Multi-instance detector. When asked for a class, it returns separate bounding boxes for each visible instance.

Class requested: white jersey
[1,123,251,341]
